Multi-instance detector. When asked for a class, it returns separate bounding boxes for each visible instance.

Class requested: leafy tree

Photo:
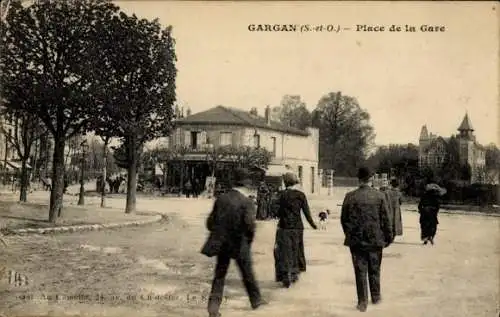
[311,91,375,176]
[92,11,177,213]
[222,145,273,169]
[144,145,171,188]
[485,144,500,173]
[437,135,462,182]
[90,105,117,207]
[205,145,232,178]
[366,144,419,175]
[272,95,312,130]
[0,109,47,202]
[0,0,119,222]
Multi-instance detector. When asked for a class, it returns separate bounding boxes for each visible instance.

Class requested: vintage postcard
[0,1,498,317]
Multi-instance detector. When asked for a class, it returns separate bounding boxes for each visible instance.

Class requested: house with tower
[418,113,486,183]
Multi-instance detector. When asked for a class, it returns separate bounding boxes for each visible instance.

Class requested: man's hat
[357,167,373,181]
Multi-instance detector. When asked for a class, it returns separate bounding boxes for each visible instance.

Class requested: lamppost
[77,139,88,206]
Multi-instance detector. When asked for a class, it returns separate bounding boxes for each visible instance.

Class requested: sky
[115,1,499,146]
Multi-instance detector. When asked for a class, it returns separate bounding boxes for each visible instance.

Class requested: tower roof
[419,125,429,140]
[458,113,474,131]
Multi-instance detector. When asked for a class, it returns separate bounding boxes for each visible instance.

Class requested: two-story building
[167,105,320,194]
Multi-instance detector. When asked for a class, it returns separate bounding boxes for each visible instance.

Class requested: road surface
[1,193,498,317]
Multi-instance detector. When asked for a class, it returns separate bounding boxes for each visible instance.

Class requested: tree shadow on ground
[0,215,48,223]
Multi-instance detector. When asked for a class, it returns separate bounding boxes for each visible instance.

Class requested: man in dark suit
[340,167,393,312]
[202,168,266,317]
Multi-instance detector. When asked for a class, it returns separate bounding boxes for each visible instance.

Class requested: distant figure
[341,167,393,312]
[201,168,267,317]
[207,181,214,198]
[387,179,403,237]
[256,182,270,220]
[379,180,394,234]
[418,183,446,245]
[193,178,200,198]
[184,180,192,198]
[118,179,126,193]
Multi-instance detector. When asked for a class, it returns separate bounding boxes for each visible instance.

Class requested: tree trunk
[162,164,167,191]
[19,158,28,202]
[100,139,108,208]
[31,139,38,182]
[125,136,138,214]
[49,137,66,223]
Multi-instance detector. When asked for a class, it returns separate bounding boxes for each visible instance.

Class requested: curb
[3,214,166,236]
[404,208,500,218]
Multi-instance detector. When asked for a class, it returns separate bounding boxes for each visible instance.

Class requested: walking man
[340,167,394,312]
[201,168,267,317]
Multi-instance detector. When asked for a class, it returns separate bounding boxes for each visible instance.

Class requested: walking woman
[256,182,270,220]
[274,172,317,288]
[418,183,446,245]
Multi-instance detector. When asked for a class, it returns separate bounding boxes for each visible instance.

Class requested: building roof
[419,125,429,140]
[458,113,474,131]
[175,105,310,136]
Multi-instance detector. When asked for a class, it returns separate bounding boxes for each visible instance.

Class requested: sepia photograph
[0,1,498,316]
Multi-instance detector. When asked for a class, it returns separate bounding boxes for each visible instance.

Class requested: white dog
[318,209,330,230]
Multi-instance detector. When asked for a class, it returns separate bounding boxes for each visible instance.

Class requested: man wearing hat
[340,167,394,312]
[202,168,266,317]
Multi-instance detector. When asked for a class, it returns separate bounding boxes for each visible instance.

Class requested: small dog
[318,209,330,230]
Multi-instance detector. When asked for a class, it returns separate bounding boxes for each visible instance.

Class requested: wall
[241,128,283,160]
[171,124,247,149]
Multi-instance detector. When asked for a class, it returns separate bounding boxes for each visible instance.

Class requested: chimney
[265,105,271,125]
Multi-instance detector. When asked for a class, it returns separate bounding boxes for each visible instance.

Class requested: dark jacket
[418,191,440,212]
[341,185,393,249]
[202,188,256,259]
[277,188,317,230]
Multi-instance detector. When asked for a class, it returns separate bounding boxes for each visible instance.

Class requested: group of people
[256,182,280,220]
[200,166,443,316]
[184,178,202,198]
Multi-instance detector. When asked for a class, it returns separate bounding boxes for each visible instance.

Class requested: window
[271,137,276,157]
[190,131,198,149]
[253,134,260,148]
[220,132,232,146]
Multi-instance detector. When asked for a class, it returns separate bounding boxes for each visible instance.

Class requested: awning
[265,164,294,177]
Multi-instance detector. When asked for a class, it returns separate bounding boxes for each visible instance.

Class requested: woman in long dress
[418,183,446,245]
[274,172,317,288]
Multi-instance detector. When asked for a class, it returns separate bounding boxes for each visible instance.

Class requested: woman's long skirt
[256,197,268,220]
[419,208,439,240]
[274,228,301,285]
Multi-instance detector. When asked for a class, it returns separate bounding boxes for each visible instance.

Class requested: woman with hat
[274,172,318,288]
[418,182,446,245]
